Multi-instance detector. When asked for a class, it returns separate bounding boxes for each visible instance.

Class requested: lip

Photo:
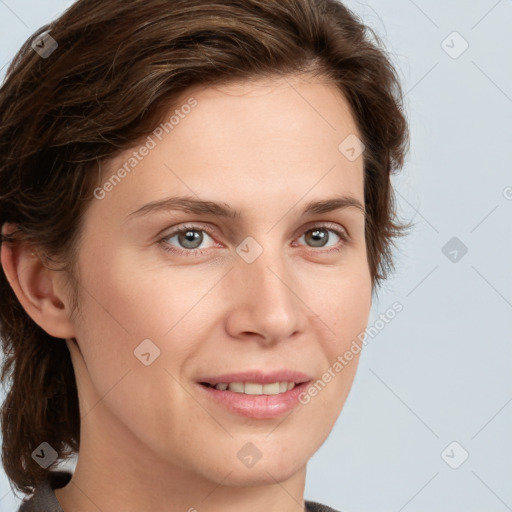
[197,370,312,386]
[197,380,311,419]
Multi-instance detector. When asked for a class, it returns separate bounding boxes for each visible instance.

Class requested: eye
[295,224,349,252]
[159,224,217,256]
[158,222,349,258]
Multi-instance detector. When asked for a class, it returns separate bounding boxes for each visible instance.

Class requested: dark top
[16,471,341,511]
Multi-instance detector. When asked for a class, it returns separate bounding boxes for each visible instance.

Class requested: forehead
[93,74,365,222]
[177,73,359,137]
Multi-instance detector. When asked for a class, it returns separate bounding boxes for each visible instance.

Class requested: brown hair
[0,0,409,497]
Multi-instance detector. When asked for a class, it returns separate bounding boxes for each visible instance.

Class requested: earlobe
[1,223,76,339]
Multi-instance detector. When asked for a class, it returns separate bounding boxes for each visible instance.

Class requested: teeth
[212,381,296,395]
[227,382,244,393]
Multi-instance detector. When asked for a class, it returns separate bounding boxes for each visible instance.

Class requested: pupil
[180,230,202,249]
[308,229,327,247]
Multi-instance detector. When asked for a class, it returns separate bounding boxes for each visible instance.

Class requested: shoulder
[305,499,343,512]
[16,470,72,512]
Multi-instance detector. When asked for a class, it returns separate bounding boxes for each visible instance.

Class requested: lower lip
[198,382,310,419]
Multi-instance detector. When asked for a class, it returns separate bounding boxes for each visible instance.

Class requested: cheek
[301,277,370,434]
[69,261,197,440]
[314,260,372,339]
[77,248,210,341]
[313,264,372,395]
[330,279,372,341]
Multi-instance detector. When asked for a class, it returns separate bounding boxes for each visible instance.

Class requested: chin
[222,459,307,488]
[189,444,309,487]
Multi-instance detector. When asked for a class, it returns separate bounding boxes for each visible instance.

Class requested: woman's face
[64,74,372,486]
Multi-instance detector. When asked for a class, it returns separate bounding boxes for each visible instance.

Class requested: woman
[0,0,409,510]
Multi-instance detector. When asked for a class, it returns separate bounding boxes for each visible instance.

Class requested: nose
[224,243,304,345]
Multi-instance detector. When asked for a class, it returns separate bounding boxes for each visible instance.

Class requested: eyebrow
[127,194,366,220]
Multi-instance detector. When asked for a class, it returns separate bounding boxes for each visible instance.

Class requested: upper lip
[198,370,312,386]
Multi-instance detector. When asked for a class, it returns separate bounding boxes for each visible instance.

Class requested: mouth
[197,379,311,420]
[197,370,311,386]
[199,381,300,395]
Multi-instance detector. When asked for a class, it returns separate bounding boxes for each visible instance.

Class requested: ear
[1,222,76,339]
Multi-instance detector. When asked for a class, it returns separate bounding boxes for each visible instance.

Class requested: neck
[54,404,308,512]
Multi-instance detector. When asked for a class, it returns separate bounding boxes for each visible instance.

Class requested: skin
[1,74,372,512]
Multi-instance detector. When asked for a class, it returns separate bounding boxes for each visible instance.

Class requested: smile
[201,381,296,394]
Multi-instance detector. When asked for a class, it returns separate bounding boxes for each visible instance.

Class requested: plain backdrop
[0,1,511,511]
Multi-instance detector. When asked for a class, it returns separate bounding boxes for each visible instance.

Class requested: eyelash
[158,222,350,257]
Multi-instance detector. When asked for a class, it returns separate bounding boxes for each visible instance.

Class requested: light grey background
[0,1,511,511]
